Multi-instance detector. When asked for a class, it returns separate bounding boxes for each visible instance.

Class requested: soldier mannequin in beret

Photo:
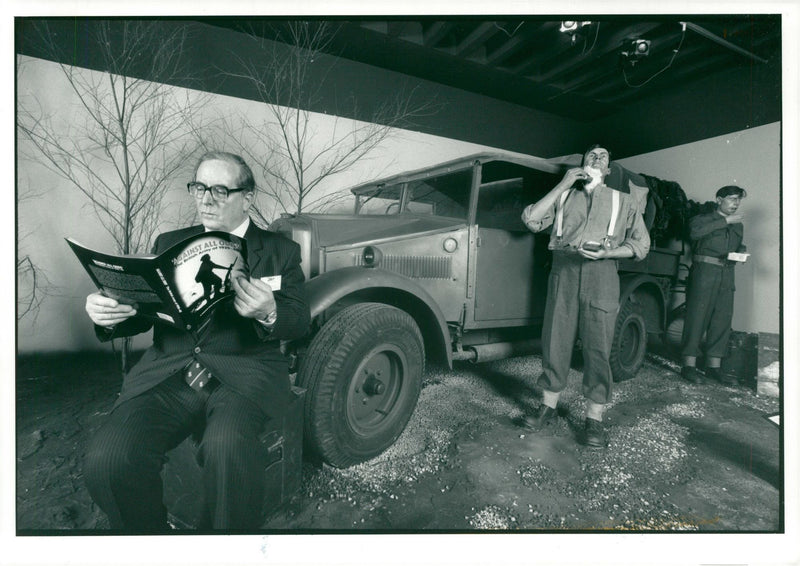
[680,185,747,385]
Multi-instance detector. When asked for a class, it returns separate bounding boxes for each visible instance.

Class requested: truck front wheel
[610,299,647,382]
[297,303,424,468]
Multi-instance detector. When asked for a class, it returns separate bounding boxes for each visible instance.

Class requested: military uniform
[522,182,650,404]
[681,211,745,360]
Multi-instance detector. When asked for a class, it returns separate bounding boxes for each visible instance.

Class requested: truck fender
[304,267,452,367]
[619,273,669,332]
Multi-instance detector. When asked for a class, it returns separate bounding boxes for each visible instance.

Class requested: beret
[716,185,747,198]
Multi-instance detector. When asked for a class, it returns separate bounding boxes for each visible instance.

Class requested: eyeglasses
[187,182,248,201]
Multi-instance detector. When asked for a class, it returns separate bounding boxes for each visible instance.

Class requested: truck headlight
[362,246,382,267]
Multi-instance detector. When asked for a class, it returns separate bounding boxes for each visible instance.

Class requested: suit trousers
[537,253,620,404]
[84,372,269,532]
[681,262,735,359]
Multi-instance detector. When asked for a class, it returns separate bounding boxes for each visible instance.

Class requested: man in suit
[83,151,310,531]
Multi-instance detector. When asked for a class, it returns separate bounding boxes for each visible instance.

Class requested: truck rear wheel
[610,299,647,382]
[297,303,424,468]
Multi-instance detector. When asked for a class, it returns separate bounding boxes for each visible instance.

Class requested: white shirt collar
[205,217,250,237]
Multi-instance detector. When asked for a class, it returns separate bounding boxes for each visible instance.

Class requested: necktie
[185,361,213,391]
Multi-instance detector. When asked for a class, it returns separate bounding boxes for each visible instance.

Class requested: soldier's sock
[542,390,560,409]
[706,356,721,369]
[586,401,605,422]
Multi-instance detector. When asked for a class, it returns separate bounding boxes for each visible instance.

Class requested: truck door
[472,176,550,324]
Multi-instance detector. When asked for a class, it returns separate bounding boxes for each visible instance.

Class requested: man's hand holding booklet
[67,231,249,329]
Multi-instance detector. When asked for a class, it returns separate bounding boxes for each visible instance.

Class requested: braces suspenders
[555,187,621,246]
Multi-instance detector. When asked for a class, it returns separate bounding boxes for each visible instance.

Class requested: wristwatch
[258,309,278,327]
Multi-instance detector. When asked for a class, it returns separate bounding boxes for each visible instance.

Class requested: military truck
[270,152,680,468]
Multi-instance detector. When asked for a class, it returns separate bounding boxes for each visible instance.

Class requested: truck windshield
[354,168,471,220]
[355,184,403,215]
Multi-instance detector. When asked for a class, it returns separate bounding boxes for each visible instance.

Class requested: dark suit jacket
[97,221,310,418]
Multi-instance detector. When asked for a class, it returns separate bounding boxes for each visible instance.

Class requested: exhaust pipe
[453,339,542,363]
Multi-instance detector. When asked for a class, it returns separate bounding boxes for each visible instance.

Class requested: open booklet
[66,231,249,329]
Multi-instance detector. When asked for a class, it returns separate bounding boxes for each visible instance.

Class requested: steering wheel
[385,202,400,214]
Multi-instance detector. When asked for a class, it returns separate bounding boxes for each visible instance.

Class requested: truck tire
[297,302,424,468]
[610,299,647,382]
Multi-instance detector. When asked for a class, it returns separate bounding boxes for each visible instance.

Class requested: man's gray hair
[195,151,256,192]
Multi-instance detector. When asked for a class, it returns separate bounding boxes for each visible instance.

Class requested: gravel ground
[15,350,781,534]
[265,353,781,532]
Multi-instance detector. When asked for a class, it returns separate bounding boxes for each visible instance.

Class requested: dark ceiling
[16,16,783,158]
[213,15,782,123]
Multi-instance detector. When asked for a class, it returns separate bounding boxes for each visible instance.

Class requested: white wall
[15,56,497,353]
[617,122,781,335]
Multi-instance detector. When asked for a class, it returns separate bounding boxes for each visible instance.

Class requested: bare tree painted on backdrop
[218,21,439,223]
[17,20,209,370]
[17,181,53,323]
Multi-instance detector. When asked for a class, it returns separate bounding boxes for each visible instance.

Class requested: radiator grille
[355,254,452,279]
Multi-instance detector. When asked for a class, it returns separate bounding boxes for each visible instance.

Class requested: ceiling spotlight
[560,21,578,33]
[620,38,651,64]
[560,21,593,44]
[632,39,651,56]
[560,21,592,33]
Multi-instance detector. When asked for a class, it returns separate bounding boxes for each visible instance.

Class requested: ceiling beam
[486,26,533,66]
[398,21,425,45]
[684,21,770,64]
[360,21,388,34]
[509,36,571,76]
[454,22,499,58]
[387,22,410,38]
[423,21,451,48]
